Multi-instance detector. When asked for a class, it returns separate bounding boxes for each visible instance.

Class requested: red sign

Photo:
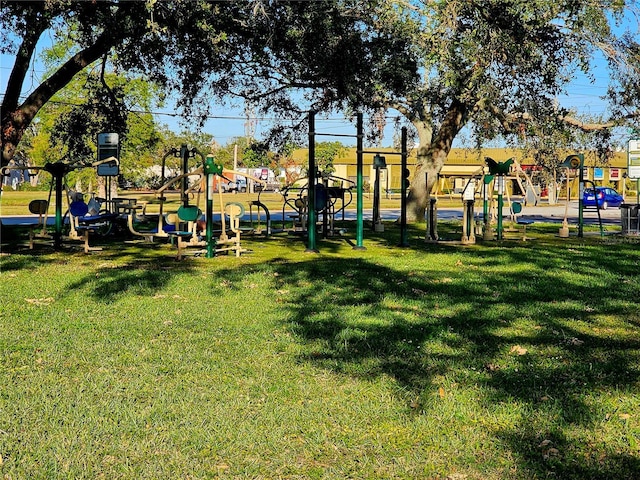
[610,168,620,181]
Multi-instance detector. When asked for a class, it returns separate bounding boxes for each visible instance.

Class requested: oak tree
[377,0,640,220]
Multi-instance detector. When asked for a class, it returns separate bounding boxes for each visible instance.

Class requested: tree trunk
[407,146,449,221]
[406,100,468,222]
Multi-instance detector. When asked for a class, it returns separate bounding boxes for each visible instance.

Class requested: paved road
[375,202,627,226]
[443,203,624,226]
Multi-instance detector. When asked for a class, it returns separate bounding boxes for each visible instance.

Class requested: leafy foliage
[315,141,345,175]
[370,0,640,219]
[2,0,419,164]
[50,75,128,164]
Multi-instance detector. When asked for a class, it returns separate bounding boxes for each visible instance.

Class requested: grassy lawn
[1,221,639,479]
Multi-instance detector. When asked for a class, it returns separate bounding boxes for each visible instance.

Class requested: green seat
[510,201,534,240]
[511,201,523,215]
[177,205,201,222]
[167,205,202,259]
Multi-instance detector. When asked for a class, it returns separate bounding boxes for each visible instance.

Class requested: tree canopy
[1,0,417,168]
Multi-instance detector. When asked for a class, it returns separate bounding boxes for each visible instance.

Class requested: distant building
[290,147,630,197]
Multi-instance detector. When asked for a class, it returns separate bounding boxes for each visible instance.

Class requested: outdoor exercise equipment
[126,146,204,242]
[486,157,514,240]
[372,154,386,232]
[558,157,580,238]
[201,154,268,258]
[217,202,246,257]
[482,174,494,240]
[248,193,273,236]
[425,194,439,242]
[66,198,118,253]
[307,111,409,251]
[558,153,594,238]
[27,199,49,249]
[1,154,119,249]
[279,173,355,239]
[461,178,477,244]
[308,111,363,251]
[167,204,202,260]
[509,201,534,241]
[362,129,410,247]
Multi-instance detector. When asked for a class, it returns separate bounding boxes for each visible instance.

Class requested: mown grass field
[1,220,639,479]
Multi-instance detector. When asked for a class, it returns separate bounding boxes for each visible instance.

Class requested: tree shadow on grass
[1,240,197,303]
[212,238,640,478]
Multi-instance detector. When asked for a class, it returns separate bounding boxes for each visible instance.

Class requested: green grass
[1,222,639,479]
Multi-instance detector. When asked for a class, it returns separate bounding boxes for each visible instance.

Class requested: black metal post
[399,127,409,247]
[306,111,318,252]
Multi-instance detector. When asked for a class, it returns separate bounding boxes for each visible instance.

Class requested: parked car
[220,178,247,193]
[583,187,623,209]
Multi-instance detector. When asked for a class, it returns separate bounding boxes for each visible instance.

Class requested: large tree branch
[558,114,616,131]
[486,102,631,133]
[17,32,115,126]
[1,6,48,115]
[2,31,116,166]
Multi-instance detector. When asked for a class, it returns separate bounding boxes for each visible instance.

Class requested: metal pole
[322,175,328,239]
[206,173,215,258]
[399,127,409,247]
[180,144,189,207]
[354,113,366,250]
[578,166,584,237]
[44,162,68,250]
[306,111,318,252]
[483,179,489,227]
[497,176,504,240]
[373,166,380,230]
[54,170,63,249]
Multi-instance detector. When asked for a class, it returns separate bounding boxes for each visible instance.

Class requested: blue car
[583,187,624,209]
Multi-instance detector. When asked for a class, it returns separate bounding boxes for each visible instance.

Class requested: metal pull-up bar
[307,111,365,252]
[307,111,409,252]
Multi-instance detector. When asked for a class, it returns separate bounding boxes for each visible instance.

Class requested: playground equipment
[279,173,355,238]
[1,153,120,250]
[307,111,409,251]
